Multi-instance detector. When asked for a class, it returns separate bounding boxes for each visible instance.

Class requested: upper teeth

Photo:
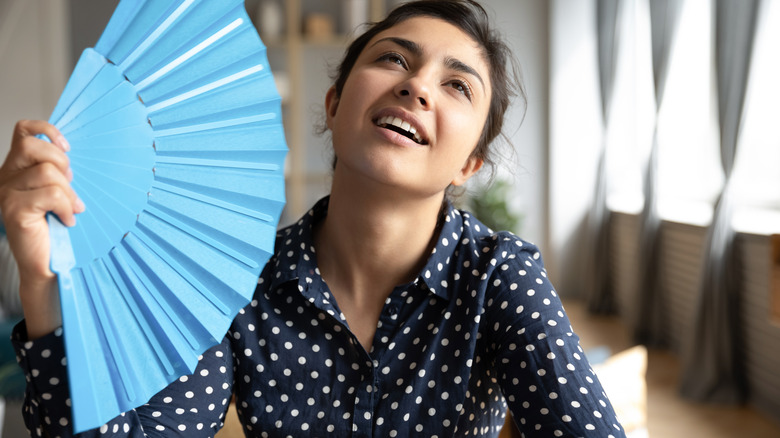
[377,115,424,144]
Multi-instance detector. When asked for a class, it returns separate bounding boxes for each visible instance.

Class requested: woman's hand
[0,120,84,338]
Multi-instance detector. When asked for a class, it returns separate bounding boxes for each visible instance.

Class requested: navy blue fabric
[13,197,626,437]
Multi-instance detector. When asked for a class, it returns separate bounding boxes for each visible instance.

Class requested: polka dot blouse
[13,196,626,437]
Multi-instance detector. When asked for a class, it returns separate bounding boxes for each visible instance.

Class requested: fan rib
[154,156,278,171]
[118,0,196,70]
[80,267,136,402]
[70,180,126,249]
[66,205,103,263]
[135,18,243,91]
[122,233,202,351]
[154,113,276,137]
[48,215,76,273]
[146,64,264,113]
[106,251,176,376]
[133,225,232,316]
[152,181,274,222]
[70,164,147,223]
[144,204,259,269]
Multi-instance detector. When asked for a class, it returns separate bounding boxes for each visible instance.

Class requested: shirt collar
[270,196,466,302]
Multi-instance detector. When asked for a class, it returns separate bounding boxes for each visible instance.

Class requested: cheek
[442,108,485,156]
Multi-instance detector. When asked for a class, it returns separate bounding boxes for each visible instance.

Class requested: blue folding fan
[45,0,286,432]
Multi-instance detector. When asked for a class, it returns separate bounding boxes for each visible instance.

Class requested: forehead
[365,16,490,73]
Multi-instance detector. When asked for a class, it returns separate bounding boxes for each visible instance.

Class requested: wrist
[20,276,61,340]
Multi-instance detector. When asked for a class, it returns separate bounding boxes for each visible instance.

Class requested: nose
[395,77,429,108]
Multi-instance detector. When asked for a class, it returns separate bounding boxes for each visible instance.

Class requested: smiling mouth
[375,115,427,145]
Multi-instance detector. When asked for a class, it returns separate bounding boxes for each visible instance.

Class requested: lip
[371,108,430,146]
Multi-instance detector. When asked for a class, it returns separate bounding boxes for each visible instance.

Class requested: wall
[548,0,601,296]
[487,0,550,259]
[0,0,70,158]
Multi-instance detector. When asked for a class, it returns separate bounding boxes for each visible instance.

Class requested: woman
[0,1,626,436]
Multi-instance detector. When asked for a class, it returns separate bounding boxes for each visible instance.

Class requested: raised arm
[1,121,234,436]
[12,325,234,437]
[0,120,82,339]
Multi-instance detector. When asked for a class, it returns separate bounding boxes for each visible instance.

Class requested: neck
[314,174,445,304]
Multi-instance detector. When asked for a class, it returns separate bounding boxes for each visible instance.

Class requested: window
[655,0,723,226]
[730,0,780,235]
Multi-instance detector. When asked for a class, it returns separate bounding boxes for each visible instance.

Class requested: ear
[451,156,484,186]
[325,86,340,130]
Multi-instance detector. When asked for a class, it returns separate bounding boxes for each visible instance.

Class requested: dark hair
[330,0,526,176]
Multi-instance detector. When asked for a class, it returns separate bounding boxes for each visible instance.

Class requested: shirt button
[385,305,399,316]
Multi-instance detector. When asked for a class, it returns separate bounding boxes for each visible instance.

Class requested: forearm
[12,324,234,437]
[20,275,61,340]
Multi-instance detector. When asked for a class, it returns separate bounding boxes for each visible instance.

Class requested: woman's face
[326,16,492,199]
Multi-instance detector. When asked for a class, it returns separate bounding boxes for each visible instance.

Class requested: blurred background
[0,0,778,436]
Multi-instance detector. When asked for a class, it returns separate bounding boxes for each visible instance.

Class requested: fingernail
[66,167,73,181]
[75,197,86,213]
[57,135,70,152]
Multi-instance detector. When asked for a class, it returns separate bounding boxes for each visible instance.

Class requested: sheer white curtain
[680,0,760,404]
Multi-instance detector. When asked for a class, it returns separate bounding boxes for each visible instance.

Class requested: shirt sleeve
[11,321,234,437]
[484,239,627,438]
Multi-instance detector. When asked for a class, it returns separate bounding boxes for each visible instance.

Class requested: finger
[5,133,71,178]
[3,185,78,228]
[13,120,70,152]
[4,163,84,214]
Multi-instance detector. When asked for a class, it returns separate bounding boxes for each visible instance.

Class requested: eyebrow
[370,36,486,94]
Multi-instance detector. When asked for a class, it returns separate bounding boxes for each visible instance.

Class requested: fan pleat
[71,163,149,217]
[87,261,164,406]
[93,0,146,56]
[49,50,107,124]
[71,147,154,170]
[104,250,177,378]
[126,2,247,84]
[154,163,284,203]
[68,182,126,261]
[135,211,258,297]
[137,22,261,97]
[80,264,138,402]
[66,202,111,264]
[152,99,281,134]
[105,0,184,67]
[54,70,129,132]
[150,181,275,224]
[155,115,285,158]
[147,189,276,264]
[62,96,151,146]
[144,205,258,269]
[133,17,245,91]
[125,226,241,348]
[136,26,263,101]
[145,63,272,120]
[120,233,208,353]
[109,243,193,373]
[58,268,122,424]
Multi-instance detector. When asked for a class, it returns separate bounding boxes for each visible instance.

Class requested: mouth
[374,115,428,145]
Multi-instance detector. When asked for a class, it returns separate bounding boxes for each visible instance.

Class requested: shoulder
[455,208,544,272]
[456,210,558,310]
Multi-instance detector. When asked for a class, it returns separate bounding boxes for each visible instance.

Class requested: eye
[378,52,408,69]
[448,80,473,100]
